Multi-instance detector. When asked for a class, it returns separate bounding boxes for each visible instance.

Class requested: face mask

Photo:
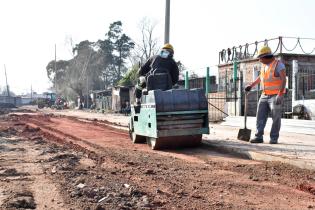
[160,50,170,58]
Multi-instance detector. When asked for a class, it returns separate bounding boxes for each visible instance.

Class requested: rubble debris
[22,125,40,133]
[51,166,57,174]
[298,183,315,195]
[123,184,130,188]
[77,183,86,189]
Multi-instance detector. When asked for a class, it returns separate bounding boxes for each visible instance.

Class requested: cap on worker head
[162,43,174,53]
[257,46,273,58]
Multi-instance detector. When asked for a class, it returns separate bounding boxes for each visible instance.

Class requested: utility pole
[54,44,57,94]
[233,61,238,116]
[4,64,10,97]
[84,50,93,109]
[86,75,89,109]
[164,0,170,44]
[31,85,33,100]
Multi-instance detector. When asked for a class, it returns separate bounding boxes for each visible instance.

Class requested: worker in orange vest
[245,46,287,144]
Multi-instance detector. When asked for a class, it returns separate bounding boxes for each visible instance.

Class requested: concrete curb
[203,140,315,171]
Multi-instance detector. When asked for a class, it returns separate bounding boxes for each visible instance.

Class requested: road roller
[129,69,209,150]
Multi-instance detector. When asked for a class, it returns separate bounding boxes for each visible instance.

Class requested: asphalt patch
[0,127,17,137]
[0,145,25,152]
[0,168,30,177]
[2,191,36,209]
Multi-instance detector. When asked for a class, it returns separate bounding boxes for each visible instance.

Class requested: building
[19,92,46,105]
[92,86,135,113]
[0,95,21,107]
[92,90,112,111]
[111,86,134,112]
[212,37,315,120]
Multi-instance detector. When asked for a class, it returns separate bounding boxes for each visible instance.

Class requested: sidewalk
[204,124,315,170]
[51,109,129,127]
[19,106,315,170]
[222,116,315,135]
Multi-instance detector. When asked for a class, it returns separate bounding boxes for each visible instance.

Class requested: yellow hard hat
[162,43,174,52]
[257,46,273,58]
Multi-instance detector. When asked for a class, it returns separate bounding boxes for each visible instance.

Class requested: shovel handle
[244,92,248,129]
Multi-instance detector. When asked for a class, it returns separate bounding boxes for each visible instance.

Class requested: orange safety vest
[260,59,286,95]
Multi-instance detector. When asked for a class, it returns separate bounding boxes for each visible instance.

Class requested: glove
[139,76,146,84]
[138,76,146,88]
[275,94,283,105]
[172,84,179,89]
[245,85,252,92]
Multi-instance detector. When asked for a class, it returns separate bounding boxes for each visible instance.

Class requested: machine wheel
[146,135,203,150]
[129,119,146,144]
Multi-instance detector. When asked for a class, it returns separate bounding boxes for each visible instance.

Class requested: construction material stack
[129,88,209,150]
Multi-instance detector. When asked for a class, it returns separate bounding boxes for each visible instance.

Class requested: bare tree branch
[134,17,161,64]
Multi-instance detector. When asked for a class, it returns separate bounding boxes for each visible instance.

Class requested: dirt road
[0,110,314,210]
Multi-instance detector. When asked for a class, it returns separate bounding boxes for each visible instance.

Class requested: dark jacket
[138,55,179,85]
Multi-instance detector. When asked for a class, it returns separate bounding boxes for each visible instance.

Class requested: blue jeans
[255,94,282,141]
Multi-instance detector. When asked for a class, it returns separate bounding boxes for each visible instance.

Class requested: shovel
[237,92,251,141]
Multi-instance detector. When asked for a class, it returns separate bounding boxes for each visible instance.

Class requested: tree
[67,40,105,98]
[98,21,135,87]
[46,59,70,94]
[46,21,134,100]
[176,61,186,75]
[119,18,162,87]
[46,40,104,100]
[118,65,139,86]
[190,71,199,79]
[64,35,75,57]
[131,17,160,66]
[138,17,160,62]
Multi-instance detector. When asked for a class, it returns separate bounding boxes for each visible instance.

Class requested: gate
[296,62,315,100]
[208,72,241,122]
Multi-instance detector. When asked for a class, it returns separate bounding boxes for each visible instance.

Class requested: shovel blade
[237,128,251,141]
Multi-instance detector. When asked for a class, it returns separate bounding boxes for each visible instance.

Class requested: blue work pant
[255,94,283,141]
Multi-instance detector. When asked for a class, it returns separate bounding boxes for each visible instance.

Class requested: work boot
[249,137,263,143]
[134,98,141,107]
[269,139,278,144]
[134,99,141,113]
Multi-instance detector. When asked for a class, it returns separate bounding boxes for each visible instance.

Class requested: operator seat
[146,68,172,91]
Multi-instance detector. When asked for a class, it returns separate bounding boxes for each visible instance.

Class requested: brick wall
[218,54,315,91]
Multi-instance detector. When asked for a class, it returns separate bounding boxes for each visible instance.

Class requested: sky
[1,0,315,95]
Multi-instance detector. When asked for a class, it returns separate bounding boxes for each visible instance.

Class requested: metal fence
[207,92,229,122]
[208,71,293,121]
[244,89,292,119]
[208,73,241,121]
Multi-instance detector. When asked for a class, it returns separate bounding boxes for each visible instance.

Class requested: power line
[54,44,57,93]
